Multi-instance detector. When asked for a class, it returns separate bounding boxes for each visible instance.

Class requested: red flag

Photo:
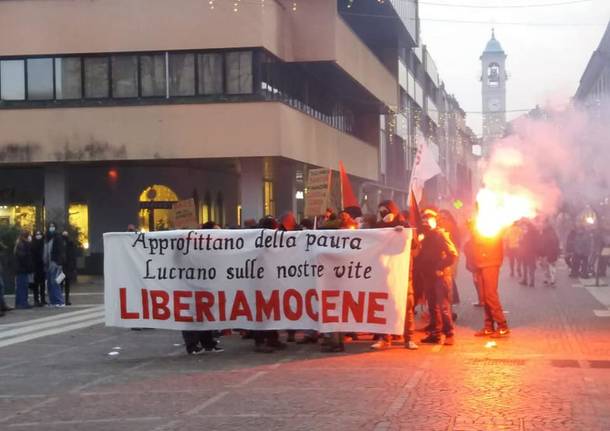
[339,161,359,209]
[408,190,423,229]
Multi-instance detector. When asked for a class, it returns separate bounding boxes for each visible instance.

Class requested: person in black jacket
[44,222,66,307]
[61,231,77,305]
[418,210,458,345]
[14,230,34,309]
[30,231,46,306]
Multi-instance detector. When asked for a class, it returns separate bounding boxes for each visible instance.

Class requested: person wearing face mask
[61,231,77,306]
[44,222,66,307]
[14,230,34,309]
[418,209,458,346]
[30,231,46,306]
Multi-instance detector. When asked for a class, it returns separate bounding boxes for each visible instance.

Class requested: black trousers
[30,281,46,304]
[181,331,216,353]
[425,275,454,338]
[477,266,508,331]
[521,258,536,285]
[63,278,71,303]
[253,330,279,345]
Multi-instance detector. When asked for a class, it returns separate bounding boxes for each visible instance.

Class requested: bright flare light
[475,188,537,238]
[585,216,595,225]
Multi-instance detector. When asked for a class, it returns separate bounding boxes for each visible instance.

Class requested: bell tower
[481,29,507,155]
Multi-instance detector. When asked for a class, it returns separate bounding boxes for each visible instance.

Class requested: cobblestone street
[1,263,608,431]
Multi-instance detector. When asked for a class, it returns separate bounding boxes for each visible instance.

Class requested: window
[140,54,166,97]
[55,57,82,99]
[197,53,223,95]
[111,55,138,98]
[68,203,89,250]
[84,57,109,98]
[0,60,25,100]
[263,180,274,216]
[487,63,500,87]
[27,58,53,100]
[226,51,252,94]
[168,53,195,96]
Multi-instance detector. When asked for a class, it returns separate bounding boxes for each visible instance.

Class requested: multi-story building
[0,0,475,272]
[574,21,610,112]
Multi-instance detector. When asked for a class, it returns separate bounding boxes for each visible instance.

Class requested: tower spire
[491,27,495,39]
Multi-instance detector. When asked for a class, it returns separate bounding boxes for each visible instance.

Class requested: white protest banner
[304,168,331,218]
[104,228,412,334]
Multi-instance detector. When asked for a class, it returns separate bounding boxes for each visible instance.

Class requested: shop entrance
[138,185,178,231]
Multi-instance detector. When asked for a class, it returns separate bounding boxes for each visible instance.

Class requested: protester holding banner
[181,221,225,355]
[252,216,287,353]
[319,208,360,353]
[280,212,299,343]
[370,201,419,351]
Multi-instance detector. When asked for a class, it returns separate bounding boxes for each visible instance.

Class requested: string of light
[206,0,602,27]
[413,0,593,9]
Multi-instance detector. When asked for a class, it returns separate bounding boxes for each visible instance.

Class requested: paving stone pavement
[0,265,608,430]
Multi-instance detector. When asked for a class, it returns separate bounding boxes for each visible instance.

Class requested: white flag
[409,134,442,204]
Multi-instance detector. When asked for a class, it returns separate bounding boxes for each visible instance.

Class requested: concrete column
[275,160,296,217]
[239,158,264,225]
[44,166,68,229]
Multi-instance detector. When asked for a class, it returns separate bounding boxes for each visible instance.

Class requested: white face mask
[49,227,56,233]
[383,213,395,223]
[35,235,42,240]
[27,236,32,242]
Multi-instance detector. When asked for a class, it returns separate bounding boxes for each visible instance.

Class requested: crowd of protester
[176,199,515,356]
[498,215,609,287]
[6,201,601,356]
[0,222,77,317]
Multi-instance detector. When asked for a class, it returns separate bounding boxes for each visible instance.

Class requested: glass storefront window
[68,203,89,250]
[264,180,274,216]
[0,205,37,232]
[138,185,178,232]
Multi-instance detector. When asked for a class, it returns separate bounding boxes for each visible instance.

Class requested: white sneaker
[405,341,419,350]
[371,340,388,350]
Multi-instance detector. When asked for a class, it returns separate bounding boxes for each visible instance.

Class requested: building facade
[0,0,476,272]
[574,21,610,112]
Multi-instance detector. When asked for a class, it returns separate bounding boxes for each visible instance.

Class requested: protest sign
[172,198,198,229]
[304,168,331,218]
[104,228,412,334]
